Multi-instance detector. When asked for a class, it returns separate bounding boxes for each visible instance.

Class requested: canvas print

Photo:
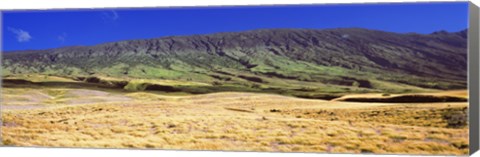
[0,2,470,155]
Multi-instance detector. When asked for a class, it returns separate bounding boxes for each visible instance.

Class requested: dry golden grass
[1,87,469,155]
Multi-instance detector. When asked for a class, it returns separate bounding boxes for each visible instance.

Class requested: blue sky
[2,2,469,51]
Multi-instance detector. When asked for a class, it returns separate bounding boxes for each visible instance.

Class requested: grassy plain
[0,75,469,155]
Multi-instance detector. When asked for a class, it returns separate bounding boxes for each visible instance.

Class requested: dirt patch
[65,89,110,97]
[64,89,133,105]
[2,105,46,110]
[2,91,53,105]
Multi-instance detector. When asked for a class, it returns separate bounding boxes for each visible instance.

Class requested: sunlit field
[1,75,468,155]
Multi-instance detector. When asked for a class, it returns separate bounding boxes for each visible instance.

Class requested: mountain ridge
[2,28,468,95]
[3,28,467,53]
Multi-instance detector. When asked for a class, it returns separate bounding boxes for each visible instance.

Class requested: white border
[0,0,478,157]
[0,147,470,157]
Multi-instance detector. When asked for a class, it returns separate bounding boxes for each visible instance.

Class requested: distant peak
[430,29,467,35]
[431,30,450,35]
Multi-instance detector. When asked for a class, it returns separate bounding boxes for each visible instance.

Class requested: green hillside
[1,28,467,98]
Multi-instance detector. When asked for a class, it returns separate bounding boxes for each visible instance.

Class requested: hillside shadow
[2,79,117,89]
[341,95,467,103]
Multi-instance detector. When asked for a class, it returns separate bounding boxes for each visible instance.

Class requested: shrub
[124,82,149,91]
[270,109,281,112]
[212,81,223,86]
[443,109,467,128]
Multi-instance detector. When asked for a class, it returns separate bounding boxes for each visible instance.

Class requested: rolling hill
[1,28,468,96]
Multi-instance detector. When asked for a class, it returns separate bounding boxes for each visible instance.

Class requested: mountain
[1,28,468,95]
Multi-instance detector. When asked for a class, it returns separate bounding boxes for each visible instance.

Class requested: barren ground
[1,85,469,155]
